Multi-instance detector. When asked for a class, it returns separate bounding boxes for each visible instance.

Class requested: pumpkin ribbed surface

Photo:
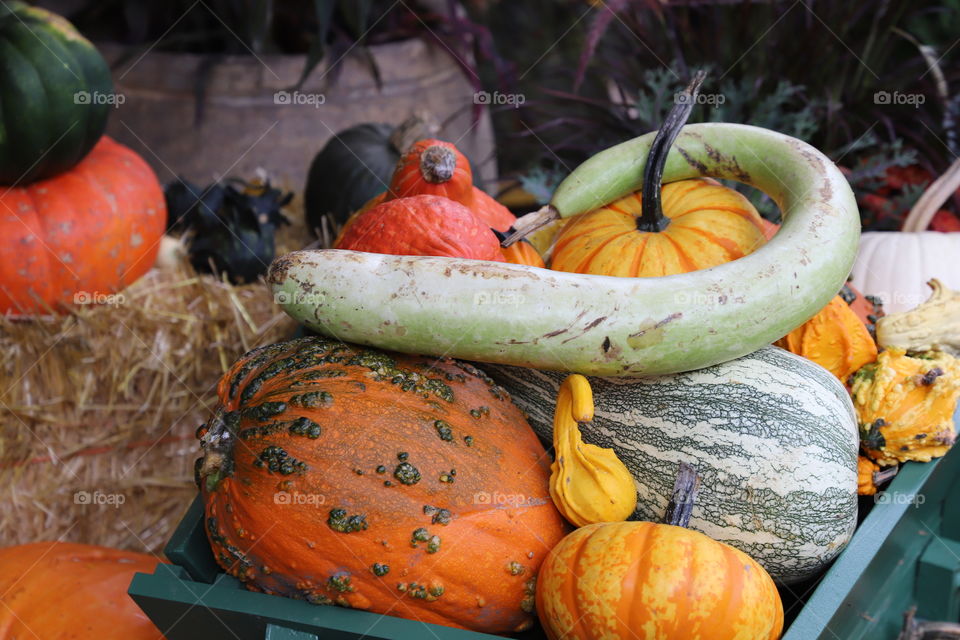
[335,194,504,261]
[0,542,163,639]
[471,187,517,232]
[551,178,766,277]
[0,136,166,314]
[197,337,567,634]
[536,522,783,640]
[501,238,545,268]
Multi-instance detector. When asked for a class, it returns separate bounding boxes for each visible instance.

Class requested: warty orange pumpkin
[776,294,878,383]
[0,541,163,639]
[196,336,568,634]
[0,136,166,315]
[549,74,766,277]
[335,194,505,262]
[536,464,783,640]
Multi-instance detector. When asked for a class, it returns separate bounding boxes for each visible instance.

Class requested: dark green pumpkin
[304,122,402,232]
[0,2,113,185]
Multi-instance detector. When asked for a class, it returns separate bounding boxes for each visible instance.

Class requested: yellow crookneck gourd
[851,348,960,465]
[549,374,637,527]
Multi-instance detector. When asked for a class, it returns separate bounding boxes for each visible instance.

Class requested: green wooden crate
[130,407,960,639]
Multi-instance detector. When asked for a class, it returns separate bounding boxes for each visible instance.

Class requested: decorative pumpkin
[536,464,784,640]
[851,232,960,314]
[390,139,474,204]
[196,336,568,634]
[760,217,780,240]
[0,136,166,315]
[876,279,960,356]
[0,541,163,639]
[549,75,766,277]
[0,2,113,185]
[304,116,433,230]
[857,455,898,496]
[496,231,545,268]
[549,374,636,527]
[470,187,517,232]
[335,194,505,262]
[851,347,960,465]
[776,294,878,383]
[485,346,859,583]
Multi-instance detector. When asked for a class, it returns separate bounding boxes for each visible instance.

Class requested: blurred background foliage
[465,0,960,228]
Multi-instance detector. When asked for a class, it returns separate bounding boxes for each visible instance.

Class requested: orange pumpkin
[196,336,568,634]
[0,541,163,639]
[497,231,545,268]
[857,455,898,495]
[390,138,474,204]
[776,294,878,382]
[550,179,767,276]
[536,465,783,640]
[840,281,885,336]
[0,136,166,315]
[470,187,517,232]
[336,194,505,262]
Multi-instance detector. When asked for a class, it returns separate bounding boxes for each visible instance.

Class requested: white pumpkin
[851,231,960,313]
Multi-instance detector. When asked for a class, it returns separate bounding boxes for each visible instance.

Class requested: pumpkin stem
[664,462,700,528]
[873,465,899,488]
[420,145,458,184]
[637,70,707,233]
[500,205,559,248]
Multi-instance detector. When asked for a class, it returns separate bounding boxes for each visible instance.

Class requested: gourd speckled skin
[536,521,784,640]
[485,346,859,583]
[551,178,767,277]
[0,136,166,315]
[776,294,878,383]
[852,347,960,465]
[196,337,567,634]
[549,374,636,527]
[0,2,113,185]
[877,279,960,356]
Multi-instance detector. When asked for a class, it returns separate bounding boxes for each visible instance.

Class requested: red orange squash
[336,194,505,261]
[497,231,545,267]
[389,139,474,204]
[196,336,568,634]
[0,541,163,639]
[0,136,166,314]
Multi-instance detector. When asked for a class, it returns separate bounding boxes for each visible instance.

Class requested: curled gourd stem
[549,374,637,527]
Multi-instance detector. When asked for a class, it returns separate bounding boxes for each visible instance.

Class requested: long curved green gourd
[270,123,860,376]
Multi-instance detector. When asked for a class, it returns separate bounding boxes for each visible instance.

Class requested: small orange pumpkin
[390,138,474,203]
[496,230,545,267]
[536,464,783,640]
[857,455,898,495]
[548,81,765,278]
[196,337,568,634]
[335,194,505,262]
[550,179,767,276]
[776,294,878,383]
[0,541,163,639]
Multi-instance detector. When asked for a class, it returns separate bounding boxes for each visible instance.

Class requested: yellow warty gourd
[851,348,960,465]
[549,374,637,527]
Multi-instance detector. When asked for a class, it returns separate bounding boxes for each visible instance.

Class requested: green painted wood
[264,625,319,640]
[163,494,220,584]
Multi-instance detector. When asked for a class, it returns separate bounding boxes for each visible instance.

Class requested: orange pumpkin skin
[0,136,165,315]
[501,238,545,268]
[760,218,779,240]
[197,337,568,634]
[0,542,163,639]
[551,178,767,277]
[390,139,474,204]
[536,522,784,640]
[776,295,878,382]
[471,187,517,232]
[841,282,884,334]
[336,194,505,261]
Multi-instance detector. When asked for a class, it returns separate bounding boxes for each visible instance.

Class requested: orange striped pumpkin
[536,520,784,640]
[499,236,545,268]
[550,178,767,277]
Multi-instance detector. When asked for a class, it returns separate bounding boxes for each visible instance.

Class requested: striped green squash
[484,346,858,583]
